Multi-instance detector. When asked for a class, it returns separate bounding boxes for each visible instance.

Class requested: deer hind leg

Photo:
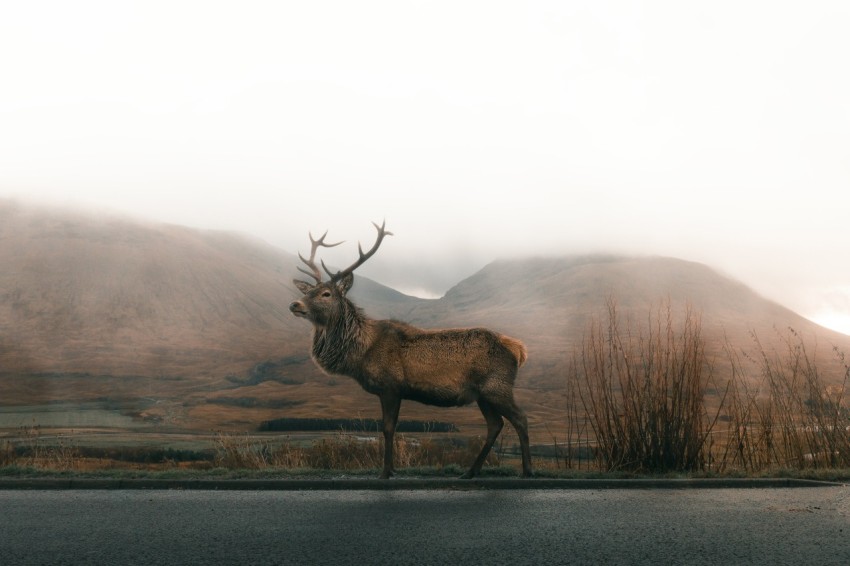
[462,398,504,479]
[379,394,401,479]
[499,400,533,477]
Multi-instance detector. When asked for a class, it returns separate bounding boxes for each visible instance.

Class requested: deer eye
[321,290,332,298]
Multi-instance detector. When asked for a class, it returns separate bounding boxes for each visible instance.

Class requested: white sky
[1,1,849,334]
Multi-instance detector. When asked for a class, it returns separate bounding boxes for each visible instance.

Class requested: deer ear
[336,273,354,295]
[293,280,314,295]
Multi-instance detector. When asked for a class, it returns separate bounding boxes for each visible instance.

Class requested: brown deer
[289,221,532,479]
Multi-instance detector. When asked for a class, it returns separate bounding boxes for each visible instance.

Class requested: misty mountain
[0,201,424,377]
[1,200,848,430]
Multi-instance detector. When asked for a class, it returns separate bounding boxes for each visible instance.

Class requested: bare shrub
[573,299,722,472]
[546,377,593,471]
[718,329,850,472]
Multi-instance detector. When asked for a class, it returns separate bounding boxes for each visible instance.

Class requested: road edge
[0,477,845,490]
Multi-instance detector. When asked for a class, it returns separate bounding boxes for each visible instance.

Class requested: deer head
[289,221,392,324]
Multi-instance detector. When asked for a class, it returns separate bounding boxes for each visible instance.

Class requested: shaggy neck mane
[312,298,369,374]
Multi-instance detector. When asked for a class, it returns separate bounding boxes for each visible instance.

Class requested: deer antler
[297,230,343,283]
[327,220,393,282]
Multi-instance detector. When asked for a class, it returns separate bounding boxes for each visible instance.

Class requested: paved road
[2,487,849,565]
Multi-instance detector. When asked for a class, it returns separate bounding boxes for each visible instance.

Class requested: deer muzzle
[289,300,308,318]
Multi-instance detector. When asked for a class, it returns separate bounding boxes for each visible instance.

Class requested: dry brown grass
[4,424,82,470]
[211,432,499,472]
[0,429,501,474]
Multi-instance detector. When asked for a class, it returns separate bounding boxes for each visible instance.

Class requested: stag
[289,221,532,479]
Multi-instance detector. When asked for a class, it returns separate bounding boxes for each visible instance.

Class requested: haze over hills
[405,255,850,395]
[1,200,848,433]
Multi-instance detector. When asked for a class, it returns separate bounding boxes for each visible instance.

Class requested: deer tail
[499,335,528,368]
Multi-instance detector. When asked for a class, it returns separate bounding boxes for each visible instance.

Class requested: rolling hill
[1,200,848,435]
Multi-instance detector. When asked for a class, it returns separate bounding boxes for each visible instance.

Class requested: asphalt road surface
[2,486,849,565]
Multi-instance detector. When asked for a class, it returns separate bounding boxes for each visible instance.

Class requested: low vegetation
[558,299,850,475]
[211,432,492,471]
[718,329,850,472]
[0,428,499,476]
[572,300,715,472]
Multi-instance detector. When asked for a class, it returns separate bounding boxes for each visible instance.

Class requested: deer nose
[289,301,308,317]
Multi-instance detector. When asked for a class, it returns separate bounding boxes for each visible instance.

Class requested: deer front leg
[379,394,401,479]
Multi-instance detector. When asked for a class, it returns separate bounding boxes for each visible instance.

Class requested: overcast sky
[1,1,849,334]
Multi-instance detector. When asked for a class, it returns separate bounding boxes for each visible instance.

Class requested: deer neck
[311,299,370,375]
